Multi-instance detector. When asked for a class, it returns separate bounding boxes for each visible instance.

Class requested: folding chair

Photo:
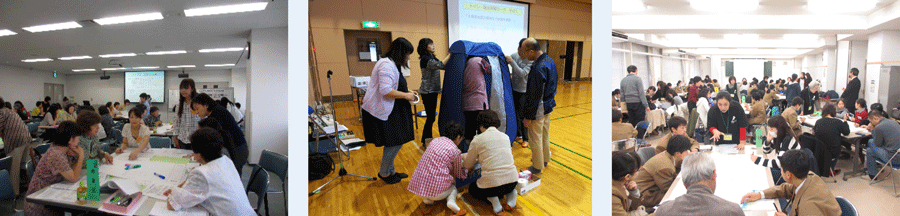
[637,146,656,166]
[870,149,900,196]
[835,196,858,216]
[634,121,651,148]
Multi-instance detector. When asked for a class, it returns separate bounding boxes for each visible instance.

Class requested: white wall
[824,48,837,92]
[850,40,869,100]
[230,68,247,113]
[247,27,288,163]
[0,64,65,104]
[836,41,850,94]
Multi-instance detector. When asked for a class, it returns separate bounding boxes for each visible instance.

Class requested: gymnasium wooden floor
[308,81,592,216]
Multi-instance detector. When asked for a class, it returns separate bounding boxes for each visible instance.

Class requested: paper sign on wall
[86,159,101,201]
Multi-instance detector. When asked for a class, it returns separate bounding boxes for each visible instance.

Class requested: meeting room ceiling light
[93,12,164,25]
[666,34,701,41]
[724,34,759,41]
[59,56,93,60]
[167,65,195,68]
[783,34,819,41]
[807,0,876,14]
[613,0,646,12]
[184,2,268,17]
[102,67,126,70]
[205,63,235,67]
[690,0,758,12]
[198,47,245,53]
[99,53,137,58]
[0,29,16,37]
[72,69,95,72]
[132,66,159,70]
[145,50,187,55]
[22,58,53,62]
[22,21,82,33]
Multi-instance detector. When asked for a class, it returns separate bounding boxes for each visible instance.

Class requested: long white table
[661,145,780,216]
[149,123,174,137]
[26,148,206,215]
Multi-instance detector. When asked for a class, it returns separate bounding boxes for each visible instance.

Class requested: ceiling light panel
[184,2,268,17]
[72,69,95,72]
[102,68,127,70]
[22,58,53,62]
[22,21,82,33]
[59,56,92,60]
[808,0,876,14]
[205,64,235,67]
[145,50,187,55]
[131,66,160,70]
[0,29,16,37]
[198,47,245,53]
[99,53,137,58]
[93,12,164,25]
[690,0,759,12]
[167,65,196,68]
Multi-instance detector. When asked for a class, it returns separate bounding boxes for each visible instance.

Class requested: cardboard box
[517,176,541,195]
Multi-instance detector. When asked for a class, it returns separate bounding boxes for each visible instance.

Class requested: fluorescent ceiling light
[167,65,195,68]
[724,34,759,41]
[0,29,16,37]
[132,66,159,70]
[198,47,245,53]
[783,34,819,41]
[808,0,876,14]
[59,56,92,60]
[666,34,700,41]
[99,53,137,58]
[72,69,95,72]
[184,2,268,17]
[22,58,53,62]
[102,67,126,70]
[205,63,235,67]
[146,50,187,55]
[93,12,164,25]
[22,21,82,33]
[613,0,645,12]
[690,0,758,12]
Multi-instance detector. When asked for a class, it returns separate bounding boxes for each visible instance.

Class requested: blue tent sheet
[439,41,517,146]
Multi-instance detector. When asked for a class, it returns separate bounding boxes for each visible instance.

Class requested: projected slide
[448,0,529,55]
[125,71,165,103]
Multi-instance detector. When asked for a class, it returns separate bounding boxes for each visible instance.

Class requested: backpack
[770,106,780,116]
[309,153,334,180]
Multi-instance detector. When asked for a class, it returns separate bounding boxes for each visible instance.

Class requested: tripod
[309,70,376,196]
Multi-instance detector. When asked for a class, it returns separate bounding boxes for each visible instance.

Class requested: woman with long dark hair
[750,115,800,185]
[361,37,417,184]
[417,38,449,145]
[192,93,248,175]
[173,79,201,150]
[41,104,61,128]
[218,97,243,124]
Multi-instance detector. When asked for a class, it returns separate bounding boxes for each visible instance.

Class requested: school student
[612,151,645,216]
[750,116,800,185]
[24,121,85,216]
[144,106,163,127]
[463,110,520,215]
[741,149,841,216]
[782,97,805,139]
[635,135,693,207]
[162,127,254,215]
[612,109,637,141]
[173,79,201,150]
[407,121,468,216]
[655,116,700,155]
[748,89,767,125]
[836,100,850,121]
[192,93,248,175]
[115,108,151,160]
[76,110,114,164]
[763,84,780,107]
[853,98,868,127]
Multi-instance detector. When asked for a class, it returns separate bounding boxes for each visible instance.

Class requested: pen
[773,203,779,212]
[154,172,166,180]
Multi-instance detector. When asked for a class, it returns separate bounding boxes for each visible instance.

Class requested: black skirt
[362,101,414,148]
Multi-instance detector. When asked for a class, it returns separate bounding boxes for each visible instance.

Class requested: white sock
[447,187,461,213]
[487,196,502,213]
[422,196,434,205]
[506,189,518,207]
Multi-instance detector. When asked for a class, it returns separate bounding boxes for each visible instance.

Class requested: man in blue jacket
[784,74,802,103]
[522,38,557,174]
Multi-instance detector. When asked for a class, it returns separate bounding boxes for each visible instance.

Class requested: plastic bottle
[77,181,87,205]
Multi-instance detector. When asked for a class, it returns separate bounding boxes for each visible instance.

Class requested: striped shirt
[754,136,800,169]
[173,102,201,144]
[0,108,30,154]
[407,137,467,197]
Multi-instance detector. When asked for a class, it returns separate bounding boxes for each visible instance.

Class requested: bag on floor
[309,153,334,180]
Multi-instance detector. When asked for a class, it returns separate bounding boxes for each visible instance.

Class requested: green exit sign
[53,71,57,78]
[362,21,379,28]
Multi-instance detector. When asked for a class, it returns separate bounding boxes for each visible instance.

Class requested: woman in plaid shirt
[407,121,468,216]
[173,79,201,149]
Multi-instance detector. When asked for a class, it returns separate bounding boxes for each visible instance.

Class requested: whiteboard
[733,60,764,81]
[125,71,165,104]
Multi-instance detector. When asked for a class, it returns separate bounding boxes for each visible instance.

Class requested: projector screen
[125,71,165,104]
[732,60,765,82]
[448,0,529,55]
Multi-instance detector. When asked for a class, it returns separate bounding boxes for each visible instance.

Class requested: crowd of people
[610,65,896,215]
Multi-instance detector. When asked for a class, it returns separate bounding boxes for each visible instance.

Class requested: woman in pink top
[24,121,85,216]
[463,57,492,140]
[361,37,418,184]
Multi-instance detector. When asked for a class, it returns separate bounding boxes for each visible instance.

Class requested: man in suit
[782,97,805,138]
[742,149,841,216]
[656,153,744,216]
[635,135,693,207]
[842,68,862,114]
[612,109,637,141]
[655,116,700,154]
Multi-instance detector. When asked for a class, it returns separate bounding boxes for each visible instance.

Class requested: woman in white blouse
[163,127,254,215]
[115,108,150,160]
[173,79,200,149]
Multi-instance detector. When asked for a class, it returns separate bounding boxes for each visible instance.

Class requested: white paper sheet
[36,188,76,203]
[141,183,175,200]
[148,202,209,216]
[104,179,141,195]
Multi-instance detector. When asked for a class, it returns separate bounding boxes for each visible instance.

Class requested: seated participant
[695,88,711,134]
[707,92,749,147]
[655,116,700,154]
[612,151,646,216]
[782,97,805,138]
[144,106,163,127]
[763,84,780,107]
[813,104,850,176]
[613,89,622,109]
[865,110,900,181]
[635,135,693,207]
[408,121,468,216]
[748,89,767,125]
[40,104,60,128]
[751,115,800,185]
[656,153,744,216]
[24,121,85,216]
[611,109,637,141]
[853,99,868,126]
[98,106,115,135]
[31,101,44,117]
[667,89,683,106]
[76,110,114,164]
[57,104,77,122]
[741,149,841,216]
[462,110,520,215]
[163,127,254,215]
[13,101,29,121]
[836,100,850,121]
[115,108,151,160]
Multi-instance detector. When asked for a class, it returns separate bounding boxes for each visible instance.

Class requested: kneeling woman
[24,121,85,216]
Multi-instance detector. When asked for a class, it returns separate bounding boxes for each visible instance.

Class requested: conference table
[798,115,872,180]
[149,123,174,137]
[26,147,207,215]
[660,144,781,216]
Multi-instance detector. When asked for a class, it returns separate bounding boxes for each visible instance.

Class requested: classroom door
[565,41,584,81]
[344,30,392,77]
[44,83,63,104]
[546,40,567,84]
